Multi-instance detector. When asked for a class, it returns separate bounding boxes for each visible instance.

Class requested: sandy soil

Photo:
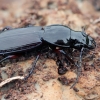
[0,0,100,100]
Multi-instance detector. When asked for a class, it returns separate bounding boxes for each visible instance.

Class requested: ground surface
[0,0,100,100]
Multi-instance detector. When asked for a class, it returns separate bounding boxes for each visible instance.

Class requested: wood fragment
[0,76,24,88]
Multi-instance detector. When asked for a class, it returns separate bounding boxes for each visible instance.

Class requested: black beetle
[0,24,96,88]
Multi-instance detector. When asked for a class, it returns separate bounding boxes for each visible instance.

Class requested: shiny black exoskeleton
[0,24,96,88]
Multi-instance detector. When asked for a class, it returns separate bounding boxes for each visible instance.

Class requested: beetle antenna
[24,55,40,80]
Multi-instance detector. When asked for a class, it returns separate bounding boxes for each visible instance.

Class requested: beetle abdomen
[0,27,43,54]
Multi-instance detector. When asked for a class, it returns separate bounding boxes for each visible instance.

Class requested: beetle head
[74,31,96,50]
[82,31,96,49]
[85,35,96,49]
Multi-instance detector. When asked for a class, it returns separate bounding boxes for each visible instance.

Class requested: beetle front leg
[78,47,84,67]
[57,49,82,88]
[70,47,84,88]
[56,49,75,75]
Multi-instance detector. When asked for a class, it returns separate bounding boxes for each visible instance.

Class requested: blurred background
[0,0,99,32]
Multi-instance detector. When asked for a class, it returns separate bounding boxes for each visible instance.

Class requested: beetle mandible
[0,24,96,88]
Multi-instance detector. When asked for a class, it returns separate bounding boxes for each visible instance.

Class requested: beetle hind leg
[0,55,18,63]
[24,55,40,80]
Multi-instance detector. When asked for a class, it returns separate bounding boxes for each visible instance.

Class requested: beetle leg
[67,48,74,59]
[57,49,76,75]
[57,49,82,88]
[58,50,75,64]
[55,49,72,75]
[0,55,18,63]
[24,55,40,80]
[1,26,13,32]
[70,47,84,89]
[79,47,84,67]
[56,57,68,75]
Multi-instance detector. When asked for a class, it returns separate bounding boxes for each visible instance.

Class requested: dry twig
[0,76,24,88]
